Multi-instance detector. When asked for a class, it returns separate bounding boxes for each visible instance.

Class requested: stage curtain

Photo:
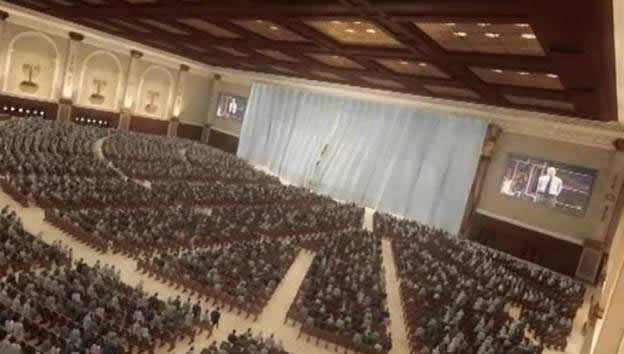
[238,83,487,234]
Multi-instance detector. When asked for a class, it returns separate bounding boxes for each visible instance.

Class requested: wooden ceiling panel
[424,85,481,99]
[376,59,450,78]
[139,19,189,35]
[176,19,241,38]
[214,46,250,57]
[505,95,575,111]
[83,19,122,33]
[270,65,298,74]
[256,49,300,62]
[15,0,615,120]
[307,53,364,69]
[48,0,73,5]
[183,43,210,53]
[310,70,347,81]
[415,22,545,56]
[360,76,405,89]
[108,19,152,33]
[232,20,308,42]
[470,67,564,90]
[305,19,406,48]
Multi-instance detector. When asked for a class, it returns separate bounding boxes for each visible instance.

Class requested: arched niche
[4,31,60,100]
[77,50,123,111]
[136,65,173,119]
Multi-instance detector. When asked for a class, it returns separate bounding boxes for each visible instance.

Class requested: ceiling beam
[497,85,569,101]
[391,15,530,24]
[376,1,528,17]
[444,53,553,72]
[45,3,353,19]
[43,0,528,19]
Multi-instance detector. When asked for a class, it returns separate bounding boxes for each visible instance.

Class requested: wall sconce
[145,90,160,114]
[19,63,40,94]
[89,78,107,105]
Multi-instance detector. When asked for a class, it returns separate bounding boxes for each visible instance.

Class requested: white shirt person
[536,167,563,206]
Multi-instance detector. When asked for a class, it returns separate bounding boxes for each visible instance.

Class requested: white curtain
[238,83,487,234]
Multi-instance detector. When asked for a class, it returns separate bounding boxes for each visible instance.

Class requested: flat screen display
[499,153,598,217]
[216,94,247,121]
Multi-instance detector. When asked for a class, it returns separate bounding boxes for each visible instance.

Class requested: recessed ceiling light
[353,21,362,25]
[256,20,264,23]
[331,20,342,24]
[515,23,530,28]
[453,31,467,37]
[399,60,409,65]
[345,28,356,33]
[546,73,559,78]
[518,71,530,76]
[446,23,456,26]
[418,62,428,67]
[477,23,491,27]
[366,28,377,34]
[521,33,536,39]
[484,32,500,38]
[269,25,279,31]
[492,69,503,73]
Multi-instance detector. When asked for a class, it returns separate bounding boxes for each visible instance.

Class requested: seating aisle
[382,238,410,354]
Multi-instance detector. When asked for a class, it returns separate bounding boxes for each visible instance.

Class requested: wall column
[118,49,142,130]
[460,124,502,237]
[0,11,10,91]
[167,64,189,137]
[57,31,83,122]
[594,143,624,317]
[591,234,624,354]
[201,74,221,143]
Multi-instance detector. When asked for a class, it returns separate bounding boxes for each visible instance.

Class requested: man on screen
[536,167,563,207]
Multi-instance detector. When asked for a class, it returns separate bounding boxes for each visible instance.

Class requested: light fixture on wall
[145,90,160,114]
[89,78,107,105]
[19,63,40,94]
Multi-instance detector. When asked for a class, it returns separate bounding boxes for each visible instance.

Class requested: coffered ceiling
[7,0,617,121]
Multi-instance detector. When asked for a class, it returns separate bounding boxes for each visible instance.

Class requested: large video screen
[499,153,598,217]
[216,94,247,121]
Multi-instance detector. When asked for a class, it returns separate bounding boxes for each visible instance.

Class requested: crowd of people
[0,119,114,178]
[145,239,298,314]
[102,131,279,183]
[290,230,392,353]
[0,117,590,354]
[102,133,190,163]
[10,175,151,208]
[1,260,197,354]
[197,329,291,354]
[8,174,336,209]
[375,212,585,354]
[0,206,68,275]
[52,202,363,255]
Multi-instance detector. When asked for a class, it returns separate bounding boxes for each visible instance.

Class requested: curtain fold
[238,83,487,234]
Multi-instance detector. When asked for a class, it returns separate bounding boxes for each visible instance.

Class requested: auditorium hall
[0,0,622,353]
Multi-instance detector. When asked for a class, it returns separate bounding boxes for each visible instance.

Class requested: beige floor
[1,188,589,354]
